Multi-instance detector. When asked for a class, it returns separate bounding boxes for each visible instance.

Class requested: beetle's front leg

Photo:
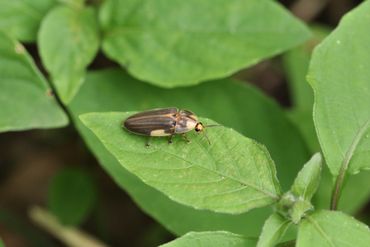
[182,134,190,143]
[168,135,174,144]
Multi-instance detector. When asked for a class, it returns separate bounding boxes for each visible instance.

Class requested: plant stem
[29,206,108,247]
[330,170,346,210]
[330,120,370,210]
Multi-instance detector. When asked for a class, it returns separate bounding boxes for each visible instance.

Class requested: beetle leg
[182,133,190,143]
[145,137,151,147]
[168,135,174,144]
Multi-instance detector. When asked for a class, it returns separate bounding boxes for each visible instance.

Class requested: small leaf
[48,168,97,225]
[297,210,370,247]
[291,153,322,201]
[100,0,310,87]
[275,154,321,224]
[160,231,257,247]
[0,0,57,42]
[81,112,281,214]
[257,213,291,247]
[0,32,68,132]
[39,5,99,104]
[0,238,4,247]
[289,200,312,225]
[68,69,309,235]
[309,1,370,176]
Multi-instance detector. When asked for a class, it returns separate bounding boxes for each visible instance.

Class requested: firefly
[123,107,217,146]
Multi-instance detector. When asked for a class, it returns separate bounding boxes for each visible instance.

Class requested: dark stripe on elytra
[124,115,175,135]
[125,123,174,135]
[128,108,178,118]
[125,117,176,126]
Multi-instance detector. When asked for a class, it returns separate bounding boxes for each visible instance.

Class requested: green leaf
[291,153,322,201]
[80,112,281,214]
[100,0,310,87]
[0,32,68,132]
[314,167,370,214]
[257,213,291,247]
[160,231,257,247]
[309,1,370,176]
[297,210,370,247]
[0,0,57,42]
[0,238,4,247]
[68,69,309,235]
[39,6,99,104]
[275,154,321,224]
[48,168,97,225]
[283,26,330,153]
[283,26,330,112]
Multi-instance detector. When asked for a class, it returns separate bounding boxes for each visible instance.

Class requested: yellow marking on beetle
[186,120,197,130]
[189,115,198,121]
[150,129,172,136]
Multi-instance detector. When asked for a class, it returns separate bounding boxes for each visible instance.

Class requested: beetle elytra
[123,107,217,146]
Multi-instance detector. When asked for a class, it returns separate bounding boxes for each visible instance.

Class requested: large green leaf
[309,1,370,176]
[257,213,291,247]
[39,5,99,104]
[99,0,310,87]
[81,112,281,214]
[0,0,57,42]
[68,69,308,235]
[297,210,370,247]
[160,231,256,247]
[0,32,68,132]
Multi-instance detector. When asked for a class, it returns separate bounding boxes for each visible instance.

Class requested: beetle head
[194,122,204,132]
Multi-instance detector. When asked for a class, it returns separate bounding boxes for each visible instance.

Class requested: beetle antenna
[205,124,221,128]
[203,130,211,145]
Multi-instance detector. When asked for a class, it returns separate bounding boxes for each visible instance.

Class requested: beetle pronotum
[123,107,217,146]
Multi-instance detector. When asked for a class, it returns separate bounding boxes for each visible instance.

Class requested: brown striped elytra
[123,107,216,146]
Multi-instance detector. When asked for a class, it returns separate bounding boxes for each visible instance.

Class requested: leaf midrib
[159,147,279,200]
[338,119,370,175]
[306,216,335,247]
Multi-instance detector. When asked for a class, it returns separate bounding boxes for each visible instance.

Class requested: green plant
[1,0,370,246]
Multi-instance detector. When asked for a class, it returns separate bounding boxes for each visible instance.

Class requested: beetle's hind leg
[182,134,190,144]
